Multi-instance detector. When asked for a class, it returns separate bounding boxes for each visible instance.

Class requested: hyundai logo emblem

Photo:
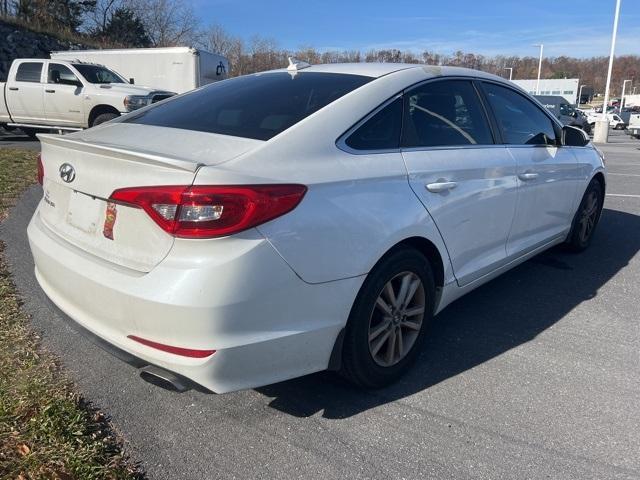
[59,163,76,183]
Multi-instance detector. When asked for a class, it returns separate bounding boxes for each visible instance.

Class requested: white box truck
[51,47,229,94]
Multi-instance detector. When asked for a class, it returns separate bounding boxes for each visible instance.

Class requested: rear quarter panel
[193,67,454,285]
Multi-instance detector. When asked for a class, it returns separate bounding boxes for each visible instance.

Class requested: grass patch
[0,149,142,479]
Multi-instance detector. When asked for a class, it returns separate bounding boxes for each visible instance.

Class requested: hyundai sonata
[28,61,606,393]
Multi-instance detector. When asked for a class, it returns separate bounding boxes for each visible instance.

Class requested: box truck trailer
[50,47,229,94]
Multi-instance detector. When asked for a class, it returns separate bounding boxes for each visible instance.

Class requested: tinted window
[401,80,493,148]
[483,83,557,145]
[48,63,80,84]
[73,64,124,84]
[15,62,43,83]
[345,97,402,150]
[125,72,372,141]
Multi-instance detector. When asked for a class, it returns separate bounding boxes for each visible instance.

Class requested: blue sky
[197,0,640,57]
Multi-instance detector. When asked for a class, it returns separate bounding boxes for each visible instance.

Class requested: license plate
[66,191,102,234]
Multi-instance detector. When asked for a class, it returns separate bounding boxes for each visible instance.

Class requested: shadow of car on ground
[255,208,640,419]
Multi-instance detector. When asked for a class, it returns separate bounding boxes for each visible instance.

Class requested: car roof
[292,62,506,82]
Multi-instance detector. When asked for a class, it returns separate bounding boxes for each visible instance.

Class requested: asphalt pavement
[0,128,41,150]
[1,130,639,479]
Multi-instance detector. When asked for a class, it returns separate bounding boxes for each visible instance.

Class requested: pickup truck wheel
[91,112,119,127]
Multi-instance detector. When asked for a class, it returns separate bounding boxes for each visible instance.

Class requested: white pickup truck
[1,58,175,137]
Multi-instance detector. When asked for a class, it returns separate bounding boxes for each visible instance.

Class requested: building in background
[512,78,580,104]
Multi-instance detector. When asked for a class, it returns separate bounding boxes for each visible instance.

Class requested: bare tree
[86,0,122,33]
[129,0,198,46]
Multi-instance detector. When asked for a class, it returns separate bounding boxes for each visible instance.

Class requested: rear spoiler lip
[38,134,203,173]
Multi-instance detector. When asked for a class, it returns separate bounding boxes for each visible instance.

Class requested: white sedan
[28,62,606,393]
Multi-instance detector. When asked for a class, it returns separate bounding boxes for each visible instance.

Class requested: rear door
[6,61,46,123]
[401,79,518,286]
[44,62,85,126]
[480,82,580,256]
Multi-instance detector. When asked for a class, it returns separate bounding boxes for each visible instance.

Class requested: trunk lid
[37,124,263,272]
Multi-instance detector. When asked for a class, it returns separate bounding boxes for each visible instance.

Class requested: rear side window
[345,97,402,150]
[402,80,493,148]
[15,62,43,83]
[482,83,557,146]
[125,72,372,141]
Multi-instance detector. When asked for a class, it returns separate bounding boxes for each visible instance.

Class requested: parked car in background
[29,62,605,393]
[587,112,626,130]
[629,113,640,139]
[51,47,229,94]
[534,95,591,133]
[0,58,175,137]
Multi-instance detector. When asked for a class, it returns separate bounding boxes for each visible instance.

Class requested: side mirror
[562,125,589,147]
[129,78,135,84]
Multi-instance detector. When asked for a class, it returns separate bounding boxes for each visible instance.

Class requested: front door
[480,82,580,256]
[401,79,518,286]
[44,62,85,126]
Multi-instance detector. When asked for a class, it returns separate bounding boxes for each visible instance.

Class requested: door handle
[8,87,18,91]
[425,181,458,193]
[518,172,539,181]
[45,89,55,93]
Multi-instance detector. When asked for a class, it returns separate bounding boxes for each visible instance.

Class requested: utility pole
[534,44,544,94]
[594,0,622,143]
[621,79,632,109]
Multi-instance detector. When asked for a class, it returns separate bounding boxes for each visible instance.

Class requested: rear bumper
[28,207,363,393]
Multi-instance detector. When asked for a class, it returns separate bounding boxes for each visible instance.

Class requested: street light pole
[504,67,513,80]
[621,79,632,109]
[594,0,622,143]
[534,44,544,94]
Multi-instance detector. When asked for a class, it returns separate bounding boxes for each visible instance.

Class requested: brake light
[37,154,44,185]
[109,184,307,238]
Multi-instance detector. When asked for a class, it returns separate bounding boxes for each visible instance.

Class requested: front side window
[15,62,43,83]
[73,64,125,84]
[125,72,372,141]
[344,97,402,150]
[402,79,493,148]
[48,63,80,85]
[482,82,557,146]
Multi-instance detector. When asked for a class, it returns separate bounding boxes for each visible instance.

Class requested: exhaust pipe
[139,365,190,392]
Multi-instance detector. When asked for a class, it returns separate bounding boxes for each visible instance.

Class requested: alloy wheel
[368,271,426,367]
[579,190,599,243]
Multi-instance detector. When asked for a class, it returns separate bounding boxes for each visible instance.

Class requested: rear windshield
[123,72,372,141]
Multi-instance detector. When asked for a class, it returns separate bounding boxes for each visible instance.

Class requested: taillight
[109,184,307,238]
[37,154,44,185]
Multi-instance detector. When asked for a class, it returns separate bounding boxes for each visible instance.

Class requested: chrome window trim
[336,94,403,155]
[335,74,588,156]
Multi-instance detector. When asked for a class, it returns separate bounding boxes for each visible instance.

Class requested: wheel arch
[88,104,121,127]
[328,235,446,371]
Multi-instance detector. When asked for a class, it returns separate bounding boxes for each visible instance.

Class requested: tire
[91,112,119,127]
[565,179,603,252]
[20,127,38,139]
[340,247,436,388]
